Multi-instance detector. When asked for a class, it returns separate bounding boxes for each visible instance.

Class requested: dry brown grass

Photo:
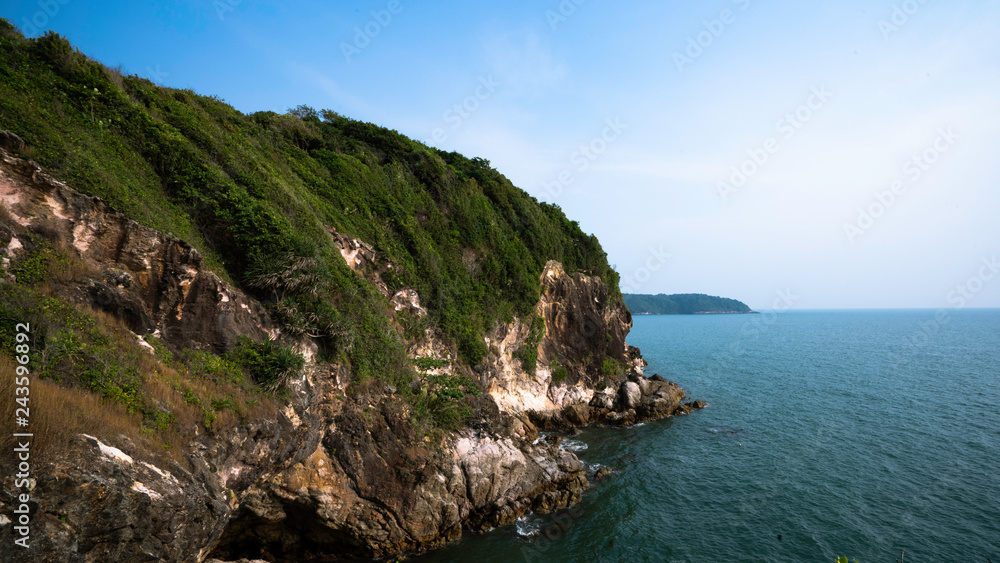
[0,281,283,473]
[103,65,126,93]
[77,304,280,439]
[0,354,144,472]
[81,302,280,437]
[44,246,102,287]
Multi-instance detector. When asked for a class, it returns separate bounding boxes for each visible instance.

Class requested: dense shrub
[513,315,546,374]
[225,336,305,392]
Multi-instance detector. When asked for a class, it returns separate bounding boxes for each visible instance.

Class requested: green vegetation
[550,360,569,383]
[415,373,481,431]
[8,236,61,285]
[224,336,304,392]
[623,293,753,315]
[512,315,546,374]
[601,357,622,376]
[0,22,619,401]
[1,283,154,421]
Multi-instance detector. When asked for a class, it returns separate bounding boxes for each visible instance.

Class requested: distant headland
[624,293,756,315]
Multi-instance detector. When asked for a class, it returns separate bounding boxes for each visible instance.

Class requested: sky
[4,0,1000,310]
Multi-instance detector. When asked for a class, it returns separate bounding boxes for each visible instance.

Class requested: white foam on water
[514,514,543,537]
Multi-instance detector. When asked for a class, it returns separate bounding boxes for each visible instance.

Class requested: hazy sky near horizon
[5,0,1000,310]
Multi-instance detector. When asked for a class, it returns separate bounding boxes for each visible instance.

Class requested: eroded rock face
[327,227,398,298]
[0,147,322,561]
[482,261,639,415]
[211,395,587,561]
[0,378,321,563]
[0,149,274,354]
[480,259,696,429]
[537,260,633,386]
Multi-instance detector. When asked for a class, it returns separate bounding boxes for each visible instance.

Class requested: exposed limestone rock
[211,396,587,561]
[482,261,639,416]
[672,400,708,416]
[616,381,642,410]
[390,287,427,317]
[327,226,397,297]
[407,326,457,370]
[480,259,694,429]
[482,315,558,413]
[0,391,319,563]
[0,149,274,354]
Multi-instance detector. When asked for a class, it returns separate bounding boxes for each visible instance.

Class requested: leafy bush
[8,236,62,286]
[417,373,481,430]
[550,361,570,383]
[601,357,622,376]
[225,336,304,392]
[178,348,245,384]
[211,396,236,411]
[512,315,546,374]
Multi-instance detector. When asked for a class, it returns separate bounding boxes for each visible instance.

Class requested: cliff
[0,22,702,563]
[0,148,701,561]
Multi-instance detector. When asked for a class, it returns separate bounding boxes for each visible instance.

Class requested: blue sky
[5,0,1000,309]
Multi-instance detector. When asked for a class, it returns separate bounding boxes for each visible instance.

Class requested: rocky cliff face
[0,147,280,356]
[0,146,701,562]
[0,147,324,562]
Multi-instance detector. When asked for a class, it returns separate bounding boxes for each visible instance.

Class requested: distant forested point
[624,293,754,315]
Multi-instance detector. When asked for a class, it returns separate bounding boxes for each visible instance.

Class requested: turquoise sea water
[413,310,1000,562]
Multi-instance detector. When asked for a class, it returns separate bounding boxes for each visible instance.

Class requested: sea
[411,310,1000,562]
